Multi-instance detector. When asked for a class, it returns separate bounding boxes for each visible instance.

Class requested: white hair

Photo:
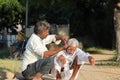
[68,38,79,47]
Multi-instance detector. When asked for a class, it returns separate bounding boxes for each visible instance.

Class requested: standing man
[21,21,68,80]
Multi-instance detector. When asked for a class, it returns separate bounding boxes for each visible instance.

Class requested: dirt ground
[76,51,120,80]
[5,51,120,80]
[43,51,120,80]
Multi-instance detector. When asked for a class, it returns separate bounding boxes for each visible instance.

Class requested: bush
[75,36,95,49]
[0,48,10,58]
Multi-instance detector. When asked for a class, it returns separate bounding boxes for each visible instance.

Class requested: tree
[19,0,115,49]
[0,0,25,47]
[114,1,120,62]
[69,0,115,48]
[20,0,76,25]
[0,0,25,27]
[0,0,25,28]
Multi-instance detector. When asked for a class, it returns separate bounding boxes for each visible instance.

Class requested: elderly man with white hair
[53,38,95,80]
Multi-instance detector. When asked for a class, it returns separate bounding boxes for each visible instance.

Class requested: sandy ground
[77,65,120,80]
[76,52,120,80]
[42,51,120,80]
[5,51,120,80]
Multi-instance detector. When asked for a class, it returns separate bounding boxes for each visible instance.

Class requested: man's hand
[55,35,68,42]
[89,56,95,66]
[62,43,68,50]
[61,36,68,42]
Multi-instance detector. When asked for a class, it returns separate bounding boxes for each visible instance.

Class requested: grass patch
[0,59,21,72]
[86,47,120,67]
[97,61,120,67]
[0,59,21,74]
[85,47,115,54]
[0,48,10,58]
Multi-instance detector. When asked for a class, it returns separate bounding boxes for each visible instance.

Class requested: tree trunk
[3,27,7,47]
[114,4,120,62]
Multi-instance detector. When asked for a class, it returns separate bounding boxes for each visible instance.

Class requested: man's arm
[70,57,82,80]
[56,70,62,79]
[70,53,95,80]
[88,56,95,66]
[43,35,68,58]
[43,35,68,45]
[43,44,68,58]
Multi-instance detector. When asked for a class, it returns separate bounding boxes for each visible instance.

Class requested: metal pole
[25,0,28,36]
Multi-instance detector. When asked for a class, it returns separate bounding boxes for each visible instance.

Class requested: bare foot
[33,72,43,80]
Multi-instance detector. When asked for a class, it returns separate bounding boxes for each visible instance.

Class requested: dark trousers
[22,57,54,79]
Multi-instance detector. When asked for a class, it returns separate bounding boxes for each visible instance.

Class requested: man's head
[34,21,50,39]
[66,38,79,54]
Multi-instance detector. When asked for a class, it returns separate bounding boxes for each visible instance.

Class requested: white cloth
[21,33,56,71]
[76,49,90,64]
[54,48,90,80]
[14,24,22,32]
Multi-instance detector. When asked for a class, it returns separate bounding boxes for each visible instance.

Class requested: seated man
[21,21,68,80]
[53,38,95,80]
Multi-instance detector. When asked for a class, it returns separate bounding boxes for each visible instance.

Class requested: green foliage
[0,48,10,58]
[25,0,76,24]
[0,0,117,48]
[22,0,116,48]
[86,47,115,54]
[69,0,115,49]
[0,0,25,29]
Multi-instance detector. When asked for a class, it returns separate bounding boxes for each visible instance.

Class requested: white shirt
[54,48,90,80]
[21,33,56,71]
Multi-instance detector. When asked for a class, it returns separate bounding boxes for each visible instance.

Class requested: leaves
[0,0,25,28]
